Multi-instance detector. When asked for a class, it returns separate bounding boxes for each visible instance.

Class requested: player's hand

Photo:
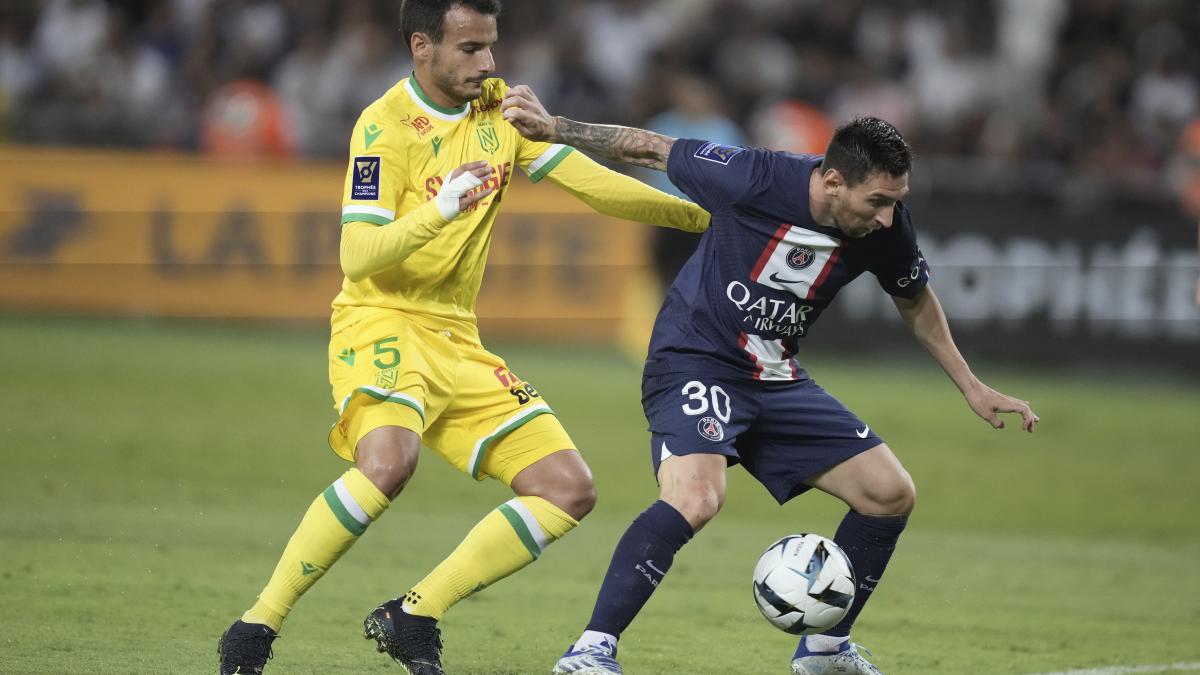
[965,383,1039,433]
[436,161,495,221]
[502,85,557,142]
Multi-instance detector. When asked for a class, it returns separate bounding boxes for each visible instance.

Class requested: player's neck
[808,167,834,228]
[411,68,467,110]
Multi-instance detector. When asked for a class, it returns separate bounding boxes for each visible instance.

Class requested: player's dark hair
[401,0,502,50]
[821,117,912,187]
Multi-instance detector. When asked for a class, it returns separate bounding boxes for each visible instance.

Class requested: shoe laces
[219,630,278,665]
[400,622,444,661]
[840,643,882,674]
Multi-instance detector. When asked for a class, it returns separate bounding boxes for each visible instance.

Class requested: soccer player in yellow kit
[216,1,708,674]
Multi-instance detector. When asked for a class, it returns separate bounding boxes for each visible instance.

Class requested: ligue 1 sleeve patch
[352,156,381,200]
[694,142,744,165]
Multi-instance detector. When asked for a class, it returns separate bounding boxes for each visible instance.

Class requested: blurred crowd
[2,0,1199,207]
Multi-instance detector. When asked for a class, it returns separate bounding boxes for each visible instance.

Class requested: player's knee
[355,427,421,499]
[562,476,598,521]
[533,471,597,521]
[664,480,725,530]
[512,450,597,521]
[861,471,916,516]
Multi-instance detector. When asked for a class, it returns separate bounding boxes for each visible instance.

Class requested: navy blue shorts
[641,371,883,504]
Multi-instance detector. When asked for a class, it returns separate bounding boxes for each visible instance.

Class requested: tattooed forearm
[553,117,675,171]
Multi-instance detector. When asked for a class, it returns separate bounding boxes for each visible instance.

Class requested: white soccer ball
[752,533,856,635]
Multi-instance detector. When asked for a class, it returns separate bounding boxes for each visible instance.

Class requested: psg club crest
[786,245,817,270]
[697,416,725,442]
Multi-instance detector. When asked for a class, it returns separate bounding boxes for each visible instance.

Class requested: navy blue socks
[584,500,695,638]
[577,504,904,647]
[825,510,909,638]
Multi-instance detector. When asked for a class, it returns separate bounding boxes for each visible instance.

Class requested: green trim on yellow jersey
[341,213,393,226]
[342,205,397,226]
[335,76,583,324]
[343,212,393,225]
[467,403,553,479]
[528,146,574,183]
[407,72,469,118]
[339,386,427,424]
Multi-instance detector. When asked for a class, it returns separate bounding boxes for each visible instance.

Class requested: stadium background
[0,1,1198,673]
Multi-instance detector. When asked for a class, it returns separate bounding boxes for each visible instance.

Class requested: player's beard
[831,204,870,238]
[430,54,483,105]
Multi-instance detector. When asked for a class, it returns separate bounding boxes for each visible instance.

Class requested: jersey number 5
[680,381,732,423]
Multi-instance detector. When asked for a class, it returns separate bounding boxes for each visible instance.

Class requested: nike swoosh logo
[769,272,803,285]
[865,575,881,583]
[856,426,870,438]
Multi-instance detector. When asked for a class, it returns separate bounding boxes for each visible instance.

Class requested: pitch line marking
[1027,662,1200,675]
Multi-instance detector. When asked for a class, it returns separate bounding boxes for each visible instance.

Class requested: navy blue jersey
[645,139,930,381]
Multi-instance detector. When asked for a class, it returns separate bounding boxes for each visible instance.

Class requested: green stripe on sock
[323,486,367,536]
[498,504,541,560]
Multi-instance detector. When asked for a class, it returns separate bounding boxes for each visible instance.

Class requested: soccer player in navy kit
[503,89,1039,675]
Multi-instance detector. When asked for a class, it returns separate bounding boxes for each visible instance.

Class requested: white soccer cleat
[791,639,883,675]
[552,641,623,674]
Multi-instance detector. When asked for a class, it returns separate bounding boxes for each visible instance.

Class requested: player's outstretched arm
[502,85,675,171]
[542,152,709,233]
[893,285,1039,432]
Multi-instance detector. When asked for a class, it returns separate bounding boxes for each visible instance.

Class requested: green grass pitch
[0,317,1197,674]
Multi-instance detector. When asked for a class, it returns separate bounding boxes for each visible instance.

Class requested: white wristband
[435,170,485,221]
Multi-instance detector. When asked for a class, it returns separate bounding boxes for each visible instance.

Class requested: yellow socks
[403,496,578,619]
[240,479,578,629]
[242,468,389,631]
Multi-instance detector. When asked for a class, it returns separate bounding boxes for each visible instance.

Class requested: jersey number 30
[680,381,732,423]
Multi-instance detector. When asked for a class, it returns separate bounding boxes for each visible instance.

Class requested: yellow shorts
[327,311,575,486]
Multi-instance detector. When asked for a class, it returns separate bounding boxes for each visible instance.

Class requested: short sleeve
[666,138,771,213]
[340,114,405,226]
[862,202,931,298]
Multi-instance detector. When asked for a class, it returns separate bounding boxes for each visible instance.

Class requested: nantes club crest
[477,119,501,154]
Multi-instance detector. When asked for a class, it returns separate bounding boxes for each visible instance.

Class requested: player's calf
[658,452,727,531]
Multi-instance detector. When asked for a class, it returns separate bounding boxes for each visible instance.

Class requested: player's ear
[822,168,844,194]
[410,32,433,60]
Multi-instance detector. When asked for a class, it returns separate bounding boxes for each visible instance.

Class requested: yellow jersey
[334,75,573,332]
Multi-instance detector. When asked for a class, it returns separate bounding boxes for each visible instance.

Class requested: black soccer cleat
[363,598,445,675]
[218,620,278,675]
